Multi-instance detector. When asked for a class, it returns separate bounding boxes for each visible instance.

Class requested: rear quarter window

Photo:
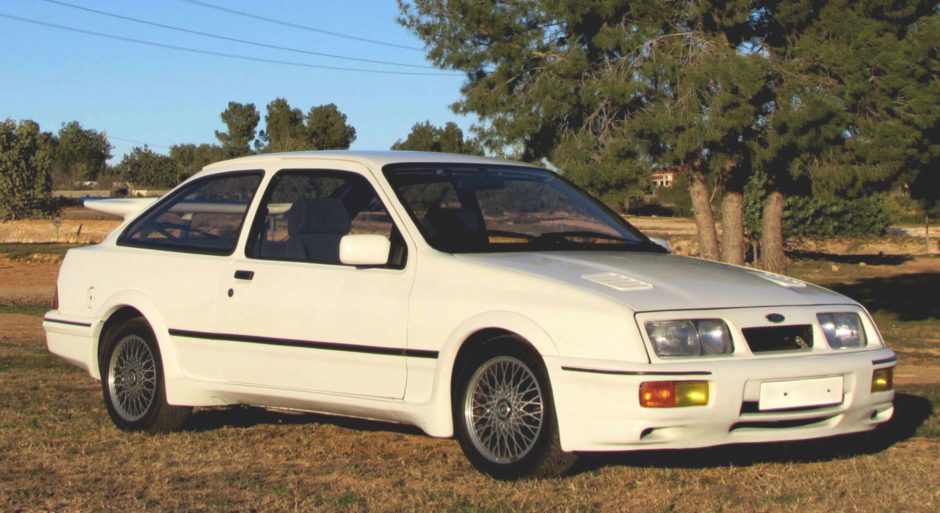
[119,171,263,255]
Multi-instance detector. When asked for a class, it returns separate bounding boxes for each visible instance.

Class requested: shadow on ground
[184,405,423,436]
[573,393,933,474]
[826,272,940,321]
[789,251,913,266]
[179,392,932,475]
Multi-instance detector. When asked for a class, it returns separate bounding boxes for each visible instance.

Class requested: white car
[44,151,896,479]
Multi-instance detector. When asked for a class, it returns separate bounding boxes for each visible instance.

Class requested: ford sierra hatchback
[44,151,896,479]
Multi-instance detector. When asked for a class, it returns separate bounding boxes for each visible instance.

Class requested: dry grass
[1,254,938,512]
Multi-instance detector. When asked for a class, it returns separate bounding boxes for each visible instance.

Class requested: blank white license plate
[759,376,843,411]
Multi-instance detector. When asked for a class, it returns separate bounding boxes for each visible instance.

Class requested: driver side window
[247,170,404,267]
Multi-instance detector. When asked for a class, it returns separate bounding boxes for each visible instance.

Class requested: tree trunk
[720,187,745,265]
[688,168,720,261]
[760,189,787,274]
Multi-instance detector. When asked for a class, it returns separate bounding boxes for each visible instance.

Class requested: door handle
[234,270,254,281]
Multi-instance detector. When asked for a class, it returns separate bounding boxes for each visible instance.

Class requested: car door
[215,165,414,398]
[116,171,264,381]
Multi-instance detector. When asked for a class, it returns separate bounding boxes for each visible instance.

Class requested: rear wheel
[453,337,576,479]
[100,318,190,432]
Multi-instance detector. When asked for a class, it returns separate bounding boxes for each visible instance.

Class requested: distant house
[651,169,676,188]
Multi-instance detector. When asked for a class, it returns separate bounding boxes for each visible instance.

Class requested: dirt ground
[0,260,58,306]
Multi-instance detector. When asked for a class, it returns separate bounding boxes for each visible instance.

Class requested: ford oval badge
[766,313,785,323]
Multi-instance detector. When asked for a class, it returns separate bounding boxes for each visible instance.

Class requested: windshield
[383,163,664,254]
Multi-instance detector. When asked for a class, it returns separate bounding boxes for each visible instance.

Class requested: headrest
[287,198,351,235]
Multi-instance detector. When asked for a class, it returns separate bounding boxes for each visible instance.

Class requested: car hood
[457,251,851,312]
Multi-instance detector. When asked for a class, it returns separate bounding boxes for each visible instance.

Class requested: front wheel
[453,338,576,479]
[100,318,191,432]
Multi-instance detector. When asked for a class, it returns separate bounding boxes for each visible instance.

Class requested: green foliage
[116,147,179,188]
[52,121,112,187]
[755,0,939,195]
[258,97,308,152]
[783,195,897,240]
[551,130,649,211]
[304,103,356,150]
[743,171,766,240]
[653,172,693,217]
[744,169,897,240]
[257,99,357,152]
[169,143,224,180]
[0,118,56,220]
[400,1,767,193]
[215,102,260,158]
[392,121,483,154]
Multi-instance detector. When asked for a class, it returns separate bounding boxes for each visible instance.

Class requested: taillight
[52,285,59,310]
[872,368,893,392]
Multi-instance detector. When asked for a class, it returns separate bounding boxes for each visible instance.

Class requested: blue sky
[0,0,472,161]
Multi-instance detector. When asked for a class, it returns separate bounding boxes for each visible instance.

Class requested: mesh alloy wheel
[462,355,545,463]
[100,317,191,432]
[107,334,158,422]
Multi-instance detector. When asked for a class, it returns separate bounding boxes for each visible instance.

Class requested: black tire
[99,317,191,432]
[453,336,577,480]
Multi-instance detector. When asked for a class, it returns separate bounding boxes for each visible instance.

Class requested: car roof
[200,150,535,176]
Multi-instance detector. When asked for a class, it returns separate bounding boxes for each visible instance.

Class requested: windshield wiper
[537,231,635,244]
[486,229,539,241]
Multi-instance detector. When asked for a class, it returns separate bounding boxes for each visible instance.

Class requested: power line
[108,136,170,149]
[0,13,461,77]
[182,0,424,52]
[43,0,437,70]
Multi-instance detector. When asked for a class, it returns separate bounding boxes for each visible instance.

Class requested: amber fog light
[640,381,709,407]
[872,368,893,392]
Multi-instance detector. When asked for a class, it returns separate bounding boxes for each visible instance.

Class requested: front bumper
[546,348,896,452]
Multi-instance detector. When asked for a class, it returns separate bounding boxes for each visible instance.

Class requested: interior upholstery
[286,198,352,263]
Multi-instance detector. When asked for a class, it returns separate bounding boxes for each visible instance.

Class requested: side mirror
[650,237,671,253]
[339,234,391,266]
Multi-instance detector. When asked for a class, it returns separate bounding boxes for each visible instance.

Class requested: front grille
[742,325,813,353]
[730,415,837,431]
[740,401,841,414]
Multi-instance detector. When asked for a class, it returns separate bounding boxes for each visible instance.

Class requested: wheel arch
[96,305,147,370]
[91,291,182,391]
[448,328,543,404]
[419,311,560,438]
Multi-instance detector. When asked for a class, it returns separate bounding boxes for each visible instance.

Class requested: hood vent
[750,270,807,288]
[582,272,653,291]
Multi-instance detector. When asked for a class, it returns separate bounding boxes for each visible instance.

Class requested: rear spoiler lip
[82,198,158,219]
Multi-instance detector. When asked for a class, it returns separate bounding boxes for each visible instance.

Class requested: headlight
[817,313,867,348]
[645,319,733,357]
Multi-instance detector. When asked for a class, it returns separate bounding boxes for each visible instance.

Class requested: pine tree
[399,0,763,262]
[392,121,483,154]
[400,0,938,271]
[752,0,938,271]
[303,103,357,150]
[215,102,260,158]
[258,98,307,152]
